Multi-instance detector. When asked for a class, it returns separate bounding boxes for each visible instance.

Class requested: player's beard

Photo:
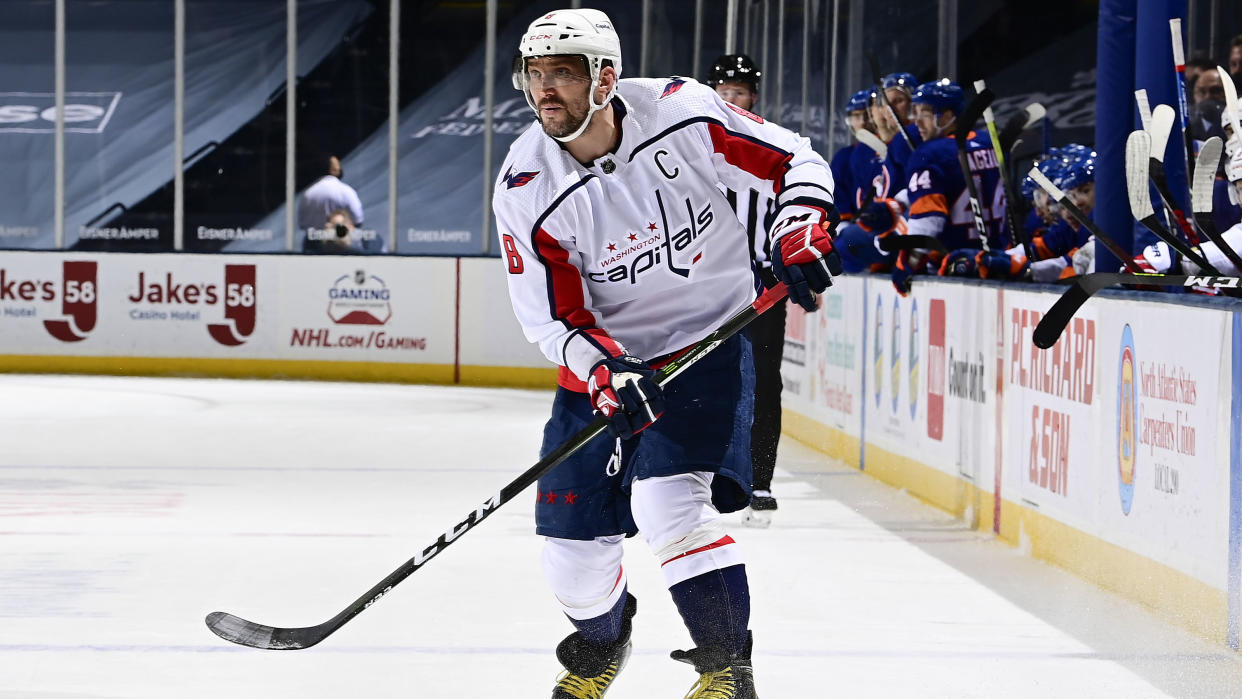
[538,93,591,139]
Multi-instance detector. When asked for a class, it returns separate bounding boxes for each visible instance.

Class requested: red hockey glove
[588,355,666,439]
[769,205,844,312]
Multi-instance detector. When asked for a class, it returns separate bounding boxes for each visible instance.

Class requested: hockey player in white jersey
[493,8,841,698]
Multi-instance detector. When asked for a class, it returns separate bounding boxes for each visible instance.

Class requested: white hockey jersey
[493,77,834,391]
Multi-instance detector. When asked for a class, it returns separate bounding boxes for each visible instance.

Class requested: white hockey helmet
[512,9,623,143]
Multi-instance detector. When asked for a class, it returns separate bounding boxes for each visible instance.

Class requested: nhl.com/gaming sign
[288,270,425,351]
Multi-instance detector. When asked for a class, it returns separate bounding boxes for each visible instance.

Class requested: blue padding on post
[1094,0,1138,273]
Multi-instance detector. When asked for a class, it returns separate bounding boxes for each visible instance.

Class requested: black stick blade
[1033,272,1242,348]
[878,234,947,254]
[206,611,325,650]
[1033,282,1095,349]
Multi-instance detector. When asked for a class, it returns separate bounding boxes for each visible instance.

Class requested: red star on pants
[562,491,578,505]
[628,233,637,241]
[543,490,558,504]
[647,222,657,231]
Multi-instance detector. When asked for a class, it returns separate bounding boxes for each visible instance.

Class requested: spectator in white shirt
[297,155,365,250]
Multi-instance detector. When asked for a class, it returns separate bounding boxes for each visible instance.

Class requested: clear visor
[521,62,592,92]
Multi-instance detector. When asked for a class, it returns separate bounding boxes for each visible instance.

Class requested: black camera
[335,223,349,238]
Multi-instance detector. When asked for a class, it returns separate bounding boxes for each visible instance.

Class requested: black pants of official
[744,286,785,493]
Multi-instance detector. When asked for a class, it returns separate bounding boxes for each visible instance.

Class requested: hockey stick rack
[205,281,792,650]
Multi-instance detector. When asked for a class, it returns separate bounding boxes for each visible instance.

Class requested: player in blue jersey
[829,89,872,222]
[833,89,902,273]
[887,79,1005,292]
[870,72,924,188]
[943,146,1096,281]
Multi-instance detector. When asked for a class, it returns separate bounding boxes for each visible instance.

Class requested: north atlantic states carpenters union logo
[1117,324,1137,515]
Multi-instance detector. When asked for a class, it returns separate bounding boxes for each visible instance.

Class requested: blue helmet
[1022,150,1064,200]
[882,72,919,93]
[1055,150,1097,191]
[911,79,966,117]
[1057,143,1093,162]
[846,88,871,114]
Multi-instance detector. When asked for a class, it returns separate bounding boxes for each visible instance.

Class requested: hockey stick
[1027,166,1145,273]
[1190,137,1242,272]
[878,233,948,254]
[1147,104,1203,246]
[997,102,1046,157]
[1170,19,1197,186]
[205,282,792,650]
[1125,129,1219,273]
[975,80,1034,261]
[867,53,917,152]
[955,88,997,252]
[1135,89,1153,131]
[854,128,888,161]
[1220,66,1242,139]
[1033,272,1242,348]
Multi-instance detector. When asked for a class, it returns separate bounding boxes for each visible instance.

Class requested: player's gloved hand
[891,249,919,296]
[856,198,903,235]
[588,355,665,439]
[769,205,844,312]
[1137,241,1182,274]
[976,250,1029,280]
[1071,238,1094,276]
[1027,256,1073,282]
[833,222,892,274]
[938,249,979,277]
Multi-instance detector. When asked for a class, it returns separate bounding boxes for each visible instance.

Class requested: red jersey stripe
[706,123,792,193]
[534,227,596,329]
[660,535,736,567]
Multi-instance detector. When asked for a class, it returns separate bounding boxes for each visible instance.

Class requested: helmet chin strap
[551,78,612,144]
[931,113,956,139]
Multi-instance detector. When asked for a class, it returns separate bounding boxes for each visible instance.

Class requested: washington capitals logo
[660,79,686,99]
[503,166,539,189]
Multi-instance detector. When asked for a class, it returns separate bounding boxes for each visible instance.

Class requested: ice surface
[1,374,1239,698]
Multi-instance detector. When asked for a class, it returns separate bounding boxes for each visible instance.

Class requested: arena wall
[0,251,553,387]
[3,250,1240,649]
[781,275,1242,650]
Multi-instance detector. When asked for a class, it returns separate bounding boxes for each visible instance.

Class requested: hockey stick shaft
[1147,104,1203,246]
[867,54,916,152]
[1034,272,1242,348]
[956,88,996,252]
[975,80,1034,262]
[1170,20,1197,184]
[205,282,792,650]
[1027,167,1145,273]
